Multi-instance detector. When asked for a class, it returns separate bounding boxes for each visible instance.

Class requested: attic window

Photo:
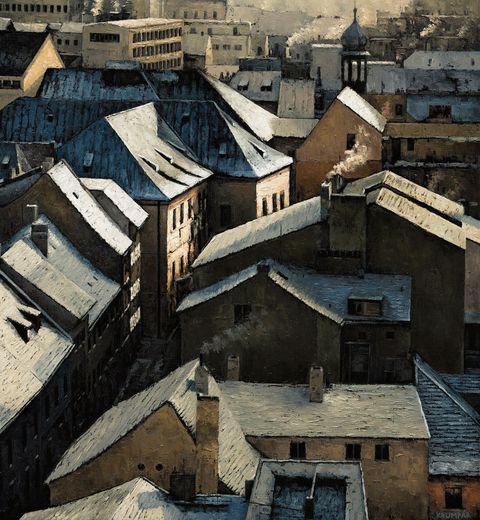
[141,156,159,171]
[46,113,54,122]
[181,113,190,125]
[348,297,383,317]
[219,143,227,156]
[237,78,249,92]
[260,78,273,92]
[8,316,33,343]
[155,149,174,165]
[1,155,10,168]
[251,142,267,158]
[83,152,94,173]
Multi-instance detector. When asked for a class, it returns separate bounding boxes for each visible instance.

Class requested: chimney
[257,260,270,275]
[320,182,331,220]
[304,496,314,520]
[309,366,324,403]
[31,224,48,257]
[195,359,209,395]
[26,203,38,222]
[226,354,240,381]
[195,395,219,494]
[170,472,196,502]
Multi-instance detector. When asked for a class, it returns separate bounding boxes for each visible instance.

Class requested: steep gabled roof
[58,103,213,202]
[199,71,279,142]
[81,178,149,229]
[0,276,73,435]
[47,360,259,495]
[47,161,132,255]
[337,87,386,132]
[179,260,411,324]
[193,196,323,268]
[22,477,247,520]
[3,215,120,326]
[154,100,292,178]
[414,355,480,477]
[0,32,50,75]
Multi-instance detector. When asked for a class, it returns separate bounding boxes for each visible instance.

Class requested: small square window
[234,304,251,324]
[445,487,463,509]
[346,133,356,150]
[290,441,306,459]
[375,444,390,461]
[386,331,395,339]
[345,443,361,460]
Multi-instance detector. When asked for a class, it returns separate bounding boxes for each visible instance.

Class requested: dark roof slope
[0,32,48,75]
[0,98,142,144]
[37,67,158,101]
[415,355,480,477]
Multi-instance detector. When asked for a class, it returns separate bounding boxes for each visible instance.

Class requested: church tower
[341,5,369,93]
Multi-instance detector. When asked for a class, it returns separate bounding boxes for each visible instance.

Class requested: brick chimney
[31,224,48,257]
[256,260,270,275]
[195,358,209,395]
[320,182,331,220]
[195,395,219,494]
[226,354,240,381]
[309,366,324,403]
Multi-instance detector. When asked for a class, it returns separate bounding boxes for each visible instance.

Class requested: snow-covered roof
[3,215,120,327]
[220,381,429,439]
[0,276,73,435]
[81,178,149,229]
[180,260,411,325]
[47,161,132,255]
[22,478,247,520]
[337,87,387,132]
[193,196,323,268]
[47,360,259,495]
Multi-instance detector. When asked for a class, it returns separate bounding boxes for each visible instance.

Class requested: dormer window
[348,297,383,317]
[219,142,227,157]
[237,78,249,92]
[260,79,272,92]
[83,152,94,173]
[1,155,10,168]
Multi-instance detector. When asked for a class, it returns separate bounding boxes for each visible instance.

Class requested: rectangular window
[180,202,184,225]
[348,299,382,317]
[395,103,403,116]
[375,444,390,461]
[172,208,177,230]
[220,204,232,228]
[444,487,463,509]
[346,133,356,150]
[272,193,278,212]
[234,304,251,324]
[180,256,184,275]
[429,104,452,119]
[171,261,175,285]
[262,197,268,216]
[407,138,415,151]
[290,441,306,459]
[188,198,193,219]
[345,443,361,460]
[279,191,285,209]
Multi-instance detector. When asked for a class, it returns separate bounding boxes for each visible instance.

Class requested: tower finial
[353,0,357,20]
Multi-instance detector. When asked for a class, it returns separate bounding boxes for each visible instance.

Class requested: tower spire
[353,0,357,21]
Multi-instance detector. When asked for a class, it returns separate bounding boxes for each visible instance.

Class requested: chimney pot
[305,496,314,520]
[195,361,209,395]
[309,365,324,403]
[257,261,270,275]
[226,354,240,381]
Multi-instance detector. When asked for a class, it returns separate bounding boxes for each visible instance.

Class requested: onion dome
[341,7,368,51]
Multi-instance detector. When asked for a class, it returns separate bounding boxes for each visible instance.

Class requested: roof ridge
[414,354,480,426]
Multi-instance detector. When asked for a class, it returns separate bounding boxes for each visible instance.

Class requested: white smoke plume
[288,16,348,46]
[330,127,370,178]
[420,16,441,38]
